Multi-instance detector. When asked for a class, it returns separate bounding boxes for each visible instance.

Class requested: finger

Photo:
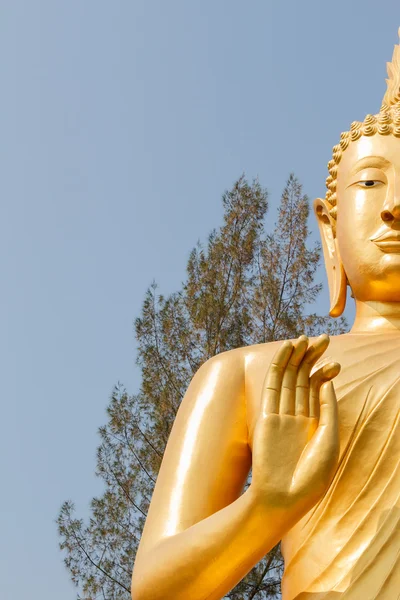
[262,341,293,415]
[319,380,339,427]
[280,336,309,415]
[296,334,330,416]
[309,362,340,419]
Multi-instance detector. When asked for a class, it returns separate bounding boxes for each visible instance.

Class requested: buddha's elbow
[131,568,180,600]
[131,573,148,600]
[131,577,146,600]
[131,567,158,600]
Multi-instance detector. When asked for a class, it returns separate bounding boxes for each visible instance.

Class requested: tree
[57,174,346,600]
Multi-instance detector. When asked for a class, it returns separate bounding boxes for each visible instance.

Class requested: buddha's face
[336,133,400,302]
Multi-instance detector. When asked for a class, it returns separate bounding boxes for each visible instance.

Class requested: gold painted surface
[131,31,400,600]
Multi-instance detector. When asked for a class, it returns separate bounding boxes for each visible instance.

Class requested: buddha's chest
[244,334,400,451]
[275,335,400,598]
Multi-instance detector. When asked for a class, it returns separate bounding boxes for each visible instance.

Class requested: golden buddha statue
[131,32,400,600]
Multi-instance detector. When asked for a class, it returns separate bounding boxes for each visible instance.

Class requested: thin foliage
[57,174,347,599]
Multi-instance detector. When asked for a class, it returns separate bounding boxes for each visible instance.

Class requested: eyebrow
[349,155,392,176]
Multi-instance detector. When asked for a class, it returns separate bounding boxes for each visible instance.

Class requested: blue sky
[1,1,399,598]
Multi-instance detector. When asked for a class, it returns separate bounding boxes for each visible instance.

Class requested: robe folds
[281,333,400,600]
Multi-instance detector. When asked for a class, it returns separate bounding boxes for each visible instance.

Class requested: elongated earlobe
[314,198,347,317]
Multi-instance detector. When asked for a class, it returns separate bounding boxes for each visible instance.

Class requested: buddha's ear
[313,198,347,317]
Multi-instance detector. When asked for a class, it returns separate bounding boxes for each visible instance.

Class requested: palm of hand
[251,335,340,518]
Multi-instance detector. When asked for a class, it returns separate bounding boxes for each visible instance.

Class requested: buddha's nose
[381,199,400,222]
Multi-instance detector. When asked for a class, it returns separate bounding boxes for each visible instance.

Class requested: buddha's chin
[347,258,400,302]
[351,279,400,303]
[374,253,400,286]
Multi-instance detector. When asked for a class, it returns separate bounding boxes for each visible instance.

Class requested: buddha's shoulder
[210,333,355,369]
[208,340,282,365]
[210,339,296,369]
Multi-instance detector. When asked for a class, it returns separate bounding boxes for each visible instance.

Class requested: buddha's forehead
[338,134,400,184]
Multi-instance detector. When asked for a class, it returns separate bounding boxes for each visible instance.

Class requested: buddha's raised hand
[250,335,340,523]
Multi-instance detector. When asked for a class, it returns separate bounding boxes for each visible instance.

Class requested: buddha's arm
[131,336,340,600]
[131,350,282,600]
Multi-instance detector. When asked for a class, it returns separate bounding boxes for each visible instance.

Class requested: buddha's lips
[371,229,400,252]
[371,229,400,243]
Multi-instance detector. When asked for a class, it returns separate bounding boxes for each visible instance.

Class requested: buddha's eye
[357,180,382,188]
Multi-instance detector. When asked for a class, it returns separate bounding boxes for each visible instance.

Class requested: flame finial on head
[382,28,400,107]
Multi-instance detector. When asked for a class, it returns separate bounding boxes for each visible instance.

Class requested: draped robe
[281,333,400,599]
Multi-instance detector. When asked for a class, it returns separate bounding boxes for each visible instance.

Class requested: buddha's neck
[351,300,400,334]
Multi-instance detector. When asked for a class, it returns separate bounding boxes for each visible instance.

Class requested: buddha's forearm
[131,488,288,600]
